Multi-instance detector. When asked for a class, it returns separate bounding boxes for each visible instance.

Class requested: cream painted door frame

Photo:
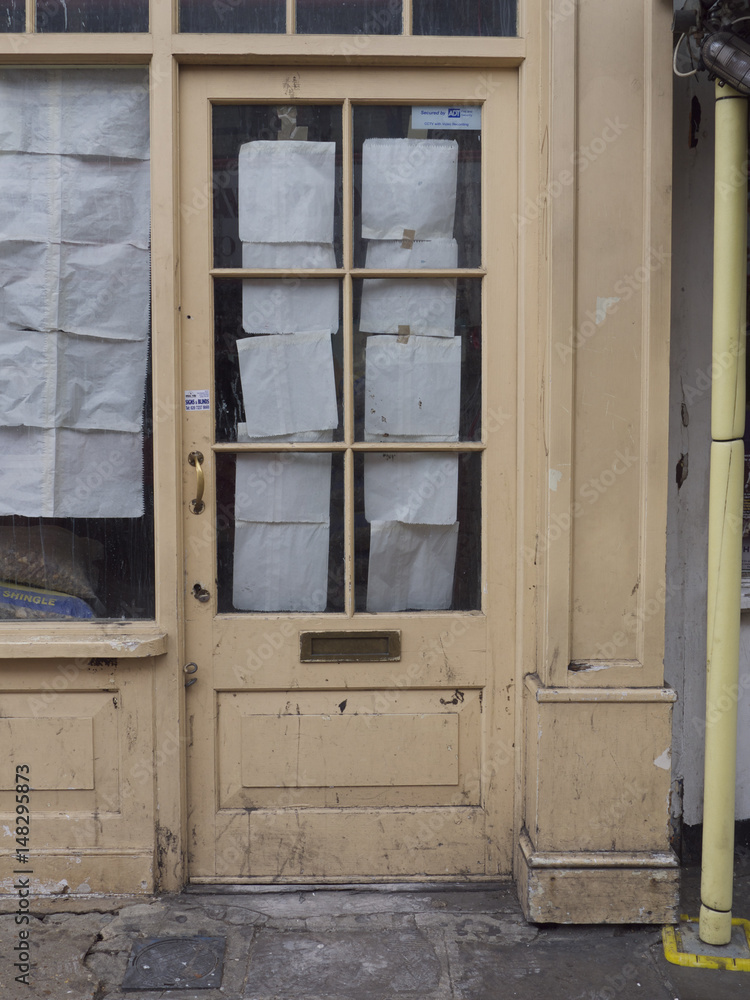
[179,65,518,882]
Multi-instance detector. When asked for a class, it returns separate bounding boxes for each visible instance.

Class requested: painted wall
[667,73,750,825]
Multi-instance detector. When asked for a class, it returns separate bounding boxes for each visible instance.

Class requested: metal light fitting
[702,30,750,94]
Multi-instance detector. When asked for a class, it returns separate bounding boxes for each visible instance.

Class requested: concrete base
[518,835,680,925]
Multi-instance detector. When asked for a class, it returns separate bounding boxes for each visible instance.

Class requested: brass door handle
[188,451,205,514]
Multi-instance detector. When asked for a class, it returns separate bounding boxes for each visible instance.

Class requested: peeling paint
[654,748,671,770]
[595,296,620,324]
[549,469,563,491]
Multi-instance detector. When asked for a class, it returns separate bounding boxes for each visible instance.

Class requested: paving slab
[0,868,748,999]
[243,927,445,999]
[0,910,110,1000]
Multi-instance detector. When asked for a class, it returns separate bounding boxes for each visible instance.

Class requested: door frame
[178,63,520,882]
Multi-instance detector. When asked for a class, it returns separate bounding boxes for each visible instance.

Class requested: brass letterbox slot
[300,630,401,663]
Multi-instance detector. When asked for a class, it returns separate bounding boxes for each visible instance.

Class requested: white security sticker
[185,389,210,411]
[411,106,481,131]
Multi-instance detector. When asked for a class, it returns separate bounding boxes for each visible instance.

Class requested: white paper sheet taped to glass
[238,141,336,244]
[366,521,459,612]
[364,452,458,525]
[0,68,150,519]
[0,425,144,518]
[364,334,461,440]
[233,521,330,613]
[360,239,458,338]
[361,138,458,241]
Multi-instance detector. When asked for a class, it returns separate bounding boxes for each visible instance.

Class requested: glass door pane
[210,96,483,616]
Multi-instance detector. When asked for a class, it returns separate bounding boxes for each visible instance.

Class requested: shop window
[0,68,154,621]
[36,0,148,32]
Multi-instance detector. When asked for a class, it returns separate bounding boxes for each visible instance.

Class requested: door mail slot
[299,630,401,662]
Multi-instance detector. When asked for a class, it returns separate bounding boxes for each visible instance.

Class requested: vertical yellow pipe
[699,81,748,947]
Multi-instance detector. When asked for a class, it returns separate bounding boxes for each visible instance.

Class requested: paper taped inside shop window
[366,521,458,612]
[233,521,330,612]
[0,241,150,340]
[0,426,144,518]
[364,452,458,525]
[361,139,458,241]
[0,68,150,519]
[0,154,150,247]
[0,328,147,432]
[235,451,332,523]
[238,141,336,244]
[364,335,461,439]
[364,238,458,271]
[237,332,339,438]
[0,69,150,159]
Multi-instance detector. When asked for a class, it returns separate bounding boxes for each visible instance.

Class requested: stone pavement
[0,863,749,1000]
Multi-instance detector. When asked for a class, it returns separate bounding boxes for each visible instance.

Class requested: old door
[180,65,517,882]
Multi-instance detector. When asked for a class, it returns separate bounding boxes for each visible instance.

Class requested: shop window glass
[0,68,154,621]
[413,0,516,36]
[0,1,23,31]
[36,0,149,32]
[296,0,401,35]
[180,0,284,33]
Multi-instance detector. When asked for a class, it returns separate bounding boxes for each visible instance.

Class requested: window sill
[0,623,168,659]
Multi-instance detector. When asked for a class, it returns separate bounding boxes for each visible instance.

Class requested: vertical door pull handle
[188,451,205,514]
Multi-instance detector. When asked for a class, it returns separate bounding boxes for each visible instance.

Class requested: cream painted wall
[667,73,750,825]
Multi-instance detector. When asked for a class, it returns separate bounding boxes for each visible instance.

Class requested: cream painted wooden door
[180,66,518,882]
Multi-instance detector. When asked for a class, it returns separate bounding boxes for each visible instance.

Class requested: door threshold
[186,877,513,895]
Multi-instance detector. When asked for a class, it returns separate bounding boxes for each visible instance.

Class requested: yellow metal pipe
[699,81,748,947]
[711,85,747,441]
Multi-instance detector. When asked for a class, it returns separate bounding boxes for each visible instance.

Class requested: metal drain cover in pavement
[122,936,225,990]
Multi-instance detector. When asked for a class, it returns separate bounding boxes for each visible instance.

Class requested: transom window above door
[1,0,516,36]
[181,0,517,35]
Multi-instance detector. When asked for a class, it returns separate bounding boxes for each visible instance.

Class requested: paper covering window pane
[243,277,339,335]
[360,277,456,338]
[0,241,150,341]
[238,141,336,244]
[364,335,461,440]
[0,329,147,433]
[237,332,339,438]
[233,521,330,612]
[366,521,458,612]
[0,68,150,521]
[361,139,458,241]
[236,452,332,523]
[364,453,458,524]
[241,243,336,269]
[364,238,458,271]
[0,426,144,518]
[0,69,150,159]
[0,155,150,248]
